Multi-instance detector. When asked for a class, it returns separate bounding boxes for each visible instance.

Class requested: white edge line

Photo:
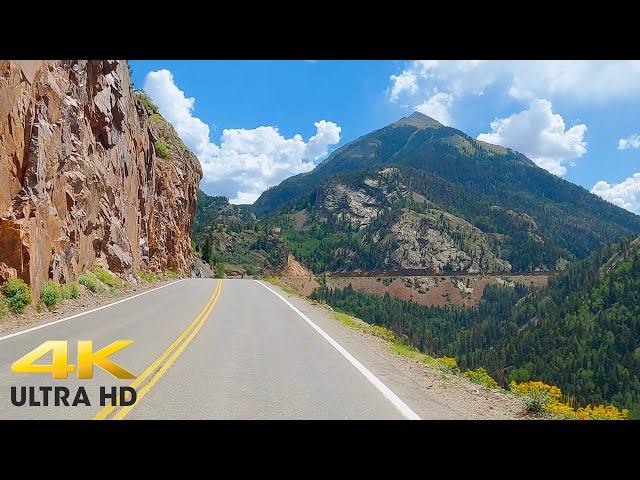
[255,280,421,420]
[0,279,186,342]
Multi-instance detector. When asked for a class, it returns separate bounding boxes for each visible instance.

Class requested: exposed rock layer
[0,60,202,297]
[311,169,511,273]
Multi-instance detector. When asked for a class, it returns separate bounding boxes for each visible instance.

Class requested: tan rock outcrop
[0,60,202,297]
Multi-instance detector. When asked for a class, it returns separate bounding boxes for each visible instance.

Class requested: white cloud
[591,173,640,214]
[477,99,587,176]
[230,191,261,205]
[143,69,341,204]
[618,134,640,150]
[387,60,640,124]
[388,70,418,101]
[389,60,640,103]
[415,92,454,126]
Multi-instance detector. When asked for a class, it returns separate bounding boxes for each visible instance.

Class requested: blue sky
[130,60,640,212]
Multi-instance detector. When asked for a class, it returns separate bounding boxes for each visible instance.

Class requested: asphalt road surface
[0,279,420,420]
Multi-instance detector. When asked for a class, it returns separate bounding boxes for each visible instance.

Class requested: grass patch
[281,285,299,296]
[390,342,426,361]
[78,272,102,293]
[333,311,397,342]
[387,340,460,375]
[1,278,32,313]
[40,281,63,309]
[154,140,170,159]
[92,268,123,290]
[0,296,8,320]
[138,270,159,283]
[334,311,363,329]
[164,268,180,279]
[262,275,280,285]
[61,282,80,300]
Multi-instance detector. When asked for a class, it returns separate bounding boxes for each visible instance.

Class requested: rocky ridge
[0,60,201,297]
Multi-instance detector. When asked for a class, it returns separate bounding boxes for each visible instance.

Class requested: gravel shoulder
[0,279,180,338]
[268,281,537,420]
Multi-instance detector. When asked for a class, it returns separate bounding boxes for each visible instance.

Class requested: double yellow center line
[93,279,223,420]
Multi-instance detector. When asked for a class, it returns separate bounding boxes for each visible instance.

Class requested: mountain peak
[393,111,443,130]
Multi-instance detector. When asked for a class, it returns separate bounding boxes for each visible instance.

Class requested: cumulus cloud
[388,60,640,104]
[388,70,418,101]
[477,99,587,176]
[144,69,341,204]
[618,134,640,150]
[387,60,640,125]
[592,173,640,214]
[415,92,454,126]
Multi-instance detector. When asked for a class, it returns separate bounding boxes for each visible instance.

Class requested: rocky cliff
[0,60,202,297]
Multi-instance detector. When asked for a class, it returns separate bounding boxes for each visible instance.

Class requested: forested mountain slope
[313,236,640,411]
[191,190,290,276]
[255,112,640,273]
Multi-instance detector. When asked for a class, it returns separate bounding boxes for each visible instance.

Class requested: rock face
[309,168,510,273]
[0,60,202,297]
[370,209,511,272]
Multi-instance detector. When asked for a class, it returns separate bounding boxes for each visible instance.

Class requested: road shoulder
[261,281,532,420]
[0,279,182,339]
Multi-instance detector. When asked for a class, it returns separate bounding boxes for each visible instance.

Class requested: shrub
[40,281,63,309]
[214,264,226,279]
[154,140,170,159]
[576,404,629,420]
[78,273,101,293]
[438,357,459,374]
[464,367,500,390]
[92,268,123,290]
[543,400,577,420]
[2,278,32,313]
[509,380,562,401]
[510,380,563,413]
[522,389,555,413]
[61,282,80,299]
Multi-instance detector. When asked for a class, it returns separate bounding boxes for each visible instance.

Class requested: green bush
[78,272,101,293]
[214,263,226,279]
[40,281,63,309]
[92,268,123,290]
[137,91,159,114]
[61,282,80,299]
[154,140,170,159]
[2,278,32,313]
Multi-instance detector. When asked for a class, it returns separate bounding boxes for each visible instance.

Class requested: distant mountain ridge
[253,112,640,273]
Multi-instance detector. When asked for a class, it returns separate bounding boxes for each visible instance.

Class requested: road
[0,279,421,420]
